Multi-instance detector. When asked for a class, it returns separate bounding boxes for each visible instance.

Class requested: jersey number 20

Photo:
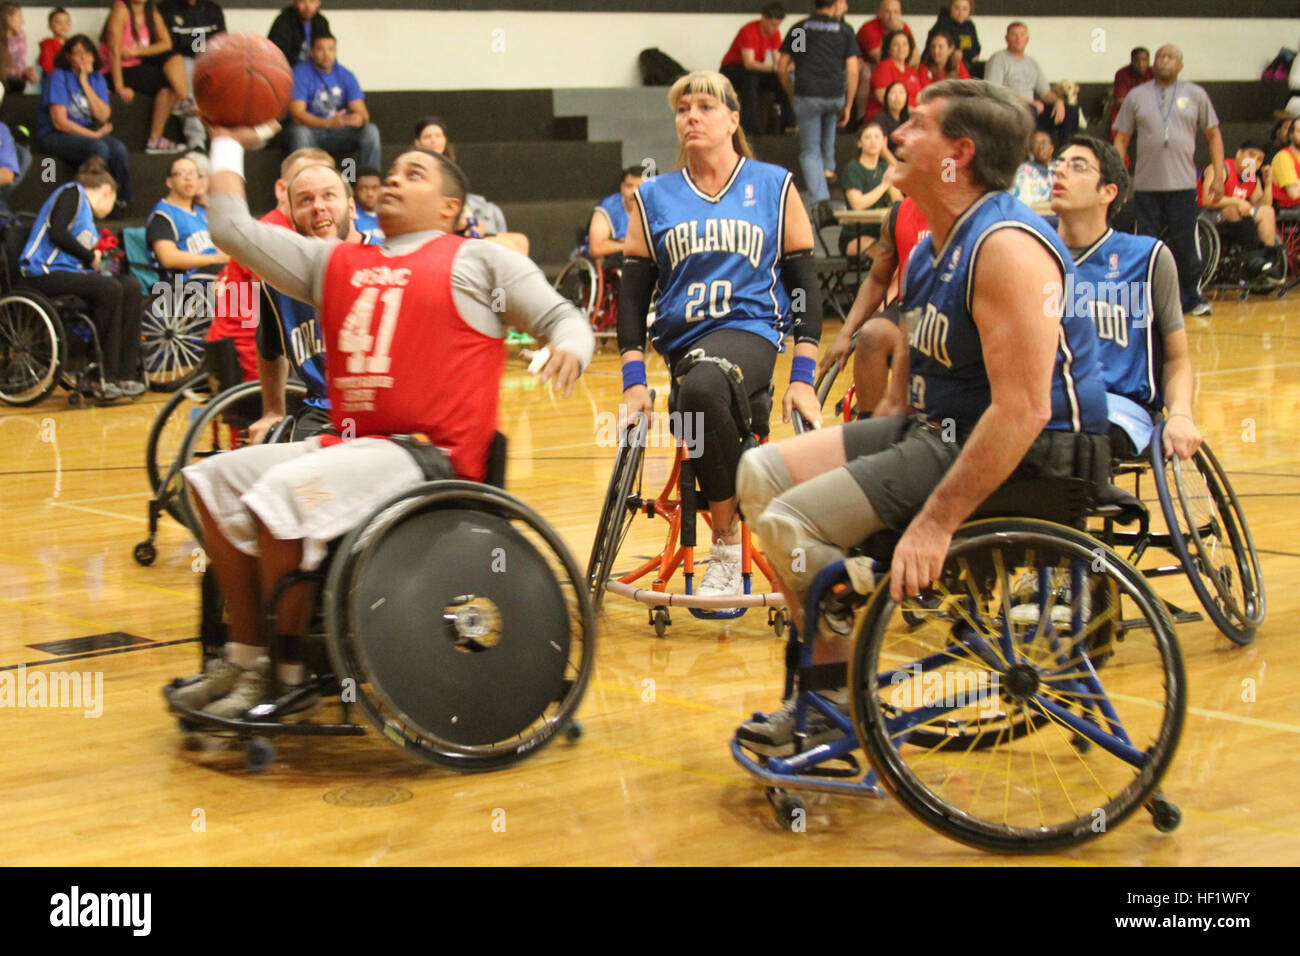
[684,280,732,321]
[338,287,404,374]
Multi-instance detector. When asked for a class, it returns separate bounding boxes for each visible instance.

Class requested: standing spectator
[1109,47,1152,136]
[159,0,226,150]
[875,79,909,142]
[37,35,132,210]
[854,0,915,121]
[0,118,30,224]
[984,22,1066,136]
[778,0,859,203]
[918,28,968,87]
[286,32,380,171]
[1113,44,1225,316]
[926,0,979,77]
[268,0,327,66]
[588,165,643,264]
[39,7,70,75]
[2,4,38,94]
[719,2,791,135]
[351,165,382,237]
[147,154,228,280]
[1269,119,1300,211]
[867,29,921,119]
[100,0,195,154]
[1011,129,1054,204]
[838,119,899,256]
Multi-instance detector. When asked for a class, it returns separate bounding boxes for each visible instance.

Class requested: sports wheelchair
[732,461,1186,853]
[552,229,629,340]
[163,431,596,772]
[587,353,790,639]
[123,227,215,392]
[1193,211,1289,299]
[0,214,114,408]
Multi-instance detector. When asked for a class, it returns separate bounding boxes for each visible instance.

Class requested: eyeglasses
[1049,157,1100,176]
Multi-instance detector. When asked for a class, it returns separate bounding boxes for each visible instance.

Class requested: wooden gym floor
[1,301,1298,866]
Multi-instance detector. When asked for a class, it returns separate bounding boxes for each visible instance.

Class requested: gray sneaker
[736,698,840,756]
[92,381,124,404]
[117,379,146,398]
[170,658,241,710]
[201,669,273,720]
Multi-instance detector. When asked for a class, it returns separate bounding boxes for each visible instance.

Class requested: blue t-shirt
[147,199,217,279]
[899,190,1108,434]
[0,123,19,175]
[635,157,793,357]
[21,182,97,276]
[292,61,364,120]
[40,69,110,137]
[354,208,382,239]
[594,192,630,242]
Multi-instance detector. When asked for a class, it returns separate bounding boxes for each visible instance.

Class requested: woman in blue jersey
[19,157,145,403]
[146,154,229,281]
[587,165,645,267]
[617,70,824,600]
[36,35,132,211]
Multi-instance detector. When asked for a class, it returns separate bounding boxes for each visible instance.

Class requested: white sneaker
[1008,570,1091,627]
[696,542,743,602]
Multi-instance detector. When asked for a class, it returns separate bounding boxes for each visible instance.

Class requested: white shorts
[183,437,425,570]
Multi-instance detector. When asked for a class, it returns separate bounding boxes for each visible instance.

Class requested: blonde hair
[667,70,753,169]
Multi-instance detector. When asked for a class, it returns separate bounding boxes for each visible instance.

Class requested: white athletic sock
[226,642,262,670]
[277,662,305,687]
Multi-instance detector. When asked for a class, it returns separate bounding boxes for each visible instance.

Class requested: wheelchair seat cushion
[1092,483,1147,527]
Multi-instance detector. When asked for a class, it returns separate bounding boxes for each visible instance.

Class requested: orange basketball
[193,33,295,128]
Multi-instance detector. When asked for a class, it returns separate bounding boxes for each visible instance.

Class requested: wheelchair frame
[553,252,621,338]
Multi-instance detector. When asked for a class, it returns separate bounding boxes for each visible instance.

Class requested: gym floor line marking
[0,550,193,599]
[0,638,198,672]
[591,679,747,718]
[49,500,148,525]
[0,465,138,477]
[1256,549,1300,558]
[1182,807,1300,840]
[0,596,111,634]
[1110,691,1300,735]
[1197,360,1300,378]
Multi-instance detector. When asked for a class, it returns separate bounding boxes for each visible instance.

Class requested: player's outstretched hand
[782,380,822,428]
[1163,414,1203,461]
[620,383,653,430]
[205,121,282,150]
[890,515,952,603]
[248,414,284,446]
[538,348,582,398]
[817,330,852,379]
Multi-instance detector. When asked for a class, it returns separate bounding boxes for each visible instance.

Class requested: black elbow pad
[781,249,823,346]
[617,256,657,354]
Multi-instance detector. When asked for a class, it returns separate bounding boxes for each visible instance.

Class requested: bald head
[1154,45,1183,83]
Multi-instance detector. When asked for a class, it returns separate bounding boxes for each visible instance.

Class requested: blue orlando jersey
[900,191,1107,433]
[635,157,793,356]
[20,183,97,276]
[1069,229,1164,409]
[148,199,216,278]
[354,209,383,240]
[594,192,630,242]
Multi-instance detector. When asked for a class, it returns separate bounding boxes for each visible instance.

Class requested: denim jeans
[37,130,132,201]
[287,122,382,172]
[0,143,32,223]
[792,95,841,204]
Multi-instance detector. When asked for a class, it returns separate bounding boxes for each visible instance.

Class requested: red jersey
[892,197,930,292]
[1199,157,1253,208]
[857,17,913,58]
[319,234,504,481]
[39,37,63,75]
[207,207,293,381]
[720,20,781,69]
[867,60,922,118]
[918,60,970,86]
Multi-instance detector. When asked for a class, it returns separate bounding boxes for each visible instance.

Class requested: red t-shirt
[319,234,504,480]
[893,197,930,293]
[918,60,970,87]
[857,17,913,58]
[867,59,922,118]
[206,207,293,382]
[721,20,782,69]
[1111,65,1154,109]
[39,37,63,75]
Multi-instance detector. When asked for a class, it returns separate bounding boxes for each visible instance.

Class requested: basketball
[193,33,295,128]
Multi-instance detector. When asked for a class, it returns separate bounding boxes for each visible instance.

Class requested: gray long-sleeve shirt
[207,191,595,369]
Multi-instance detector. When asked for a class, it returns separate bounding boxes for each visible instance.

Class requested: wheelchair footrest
[163,681,367,738]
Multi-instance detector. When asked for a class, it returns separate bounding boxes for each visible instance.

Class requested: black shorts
[120,55,173,96]
[1216,215,1259,248]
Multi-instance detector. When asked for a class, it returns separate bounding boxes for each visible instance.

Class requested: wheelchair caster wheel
[1148,797,1182,833]
[767,789,806,831]
[563,720,583,743]
[178,717,198,733]
[651,607,670,638]
[133,541,156,566]
[67,390,82,408]
[769,607,789,638]
[243,737,275,772]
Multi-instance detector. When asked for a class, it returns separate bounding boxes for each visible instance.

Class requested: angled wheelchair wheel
[1150,427,1264,644]
[0,292,64,407]
[142,291,212,392]
[586,412,650,611]
[323,481,596,771]
[145,376,214,499]
[553,257,602,328]
[1195,216,1220,293]
[850,518,1185,853]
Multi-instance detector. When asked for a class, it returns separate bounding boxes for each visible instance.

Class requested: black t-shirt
[158,0,226,58]
[927,14,980,66]
[780,13,858,99]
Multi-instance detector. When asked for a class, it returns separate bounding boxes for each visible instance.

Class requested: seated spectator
[984,22,1066,138]
[39,6,70,76]
[18,157,144,402]
[1270,119,1300,211]
[867,30,921,119]
[838,119,900,256]
[1199,142,1277,248]
[719,2,792,135]
[159,0,227,150]
[37,35,132,210]
[1266,115,1293,164]
[588,165,644,265]
[352,164,382,238]
[100,0,195,153]
[0,118,31,224]
[2,4,39,94]
[413,116,530,256]
[268,0,327,66]
[1110,47,1152,136]
[1011,129,1054,205]
[286,32,380,171]
[875,80,910,142]
[147,154,229,282]
[854,0,915,122]
[926,0,980,78]
[918,28,968,87]
[1046,79,1082,148]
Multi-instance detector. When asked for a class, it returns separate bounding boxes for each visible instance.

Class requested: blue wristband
[622,359,648,391]
[789,355,816,386]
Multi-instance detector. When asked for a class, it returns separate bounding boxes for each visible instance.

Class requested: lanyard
[1159,81,1179,146]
